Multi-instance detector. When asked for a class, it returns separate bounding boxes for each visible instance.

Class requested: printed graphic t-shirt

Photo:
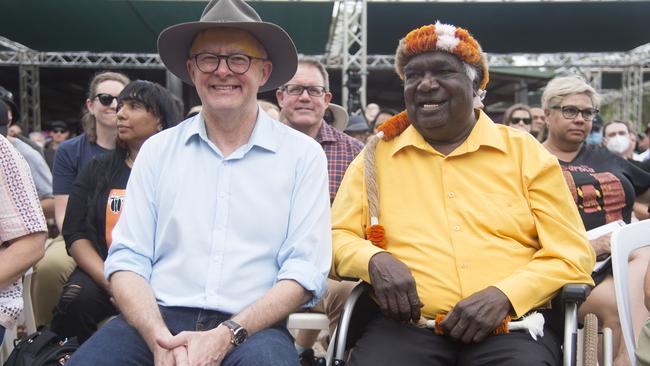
[559,145,650,230]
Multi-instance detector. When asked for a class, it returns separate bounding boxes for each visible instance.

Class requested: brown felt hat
[157,0,297,92]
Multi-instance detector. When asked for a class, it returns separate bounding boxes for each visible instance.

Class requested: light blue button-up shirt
[105,110,332,313]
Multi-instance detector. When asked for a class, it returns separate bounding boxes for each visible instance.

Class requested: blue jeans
[0,325,5,344]
[67,306,298,366]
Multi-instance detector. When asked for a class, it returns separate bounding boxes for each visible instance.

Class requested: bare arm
[637,187,650,205]
[54,194,68,232]
[232,279,310,334]
[643,263,650,311]
[40,197,55,220]
[111,271,169,350]
[0,232,46,289]
[69,239,110,293]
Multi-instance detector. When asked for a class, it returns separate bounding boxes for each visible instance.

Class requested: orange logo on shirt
[105,189,126,248]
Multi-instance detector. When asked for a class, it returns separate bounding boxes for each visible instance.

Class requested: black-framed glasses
[551,105,599,121]
[94,93,119,107]
[281,84,327,97]
[192,53,266,75]
[509,117,532,125]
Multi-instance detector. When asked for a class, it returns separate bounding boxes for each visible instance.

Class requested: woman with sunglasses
[503,103,533,133]
[50,80,181,343]
[541,75,650,365]
[32,72,131,330]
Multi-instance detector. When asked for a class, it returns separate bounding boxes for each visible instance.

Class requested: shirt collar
[391,109,507,156]
[316,120,337,144]
[182,108,279,154]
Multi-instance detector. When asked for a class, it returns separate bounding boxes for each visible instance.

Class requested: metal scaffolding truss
[325,0,367,115]
[2,33,649,126]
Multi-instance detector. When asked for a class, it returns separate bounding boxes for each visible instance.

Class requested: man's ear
[276,87,285,108]
[324,91,332,105]
[259,61,273,87]
[186,59,196,85]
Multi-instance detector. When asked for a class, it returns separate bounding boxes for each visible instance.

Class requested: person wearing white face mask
[603,120,634,158]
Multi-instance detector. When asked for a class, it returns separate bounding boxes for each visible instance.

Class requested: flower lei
[364,111,411,249]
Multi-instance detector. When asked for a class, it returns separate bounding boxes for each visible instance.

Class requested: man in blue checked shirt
[68,0,331,365]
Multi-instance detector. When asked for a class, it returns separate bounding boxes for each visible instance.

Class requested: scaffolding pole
[18,63,40,131]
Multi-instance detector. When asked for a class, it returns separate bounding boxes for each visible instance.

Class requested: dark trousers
[348,315,562,366]
[50,267,117,343]
[67,306,298,366]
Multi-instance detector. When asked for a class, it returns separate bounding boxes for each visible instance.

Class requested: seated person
[540,76,650,364]
[50,80,181,343]
[331,21,595,366]
[66,0,331,364]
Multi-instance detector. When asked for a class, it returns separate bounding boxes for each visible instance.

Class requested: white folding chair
[611,219,650,365]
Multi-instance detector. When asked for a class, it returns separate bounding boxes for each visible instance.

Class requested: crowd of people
[1,0,650,365]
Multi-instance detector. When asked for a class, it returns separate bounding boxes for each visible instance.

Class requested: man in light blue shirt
[68,0,331,365]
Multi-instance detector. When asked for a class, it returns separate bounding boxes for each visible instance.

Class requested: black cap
[47,120,69,131]
[0,86,20,123]
[0,102,8,137]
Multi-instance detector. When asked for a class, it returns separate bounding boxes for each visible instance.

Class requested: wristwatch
[220,319,248,346]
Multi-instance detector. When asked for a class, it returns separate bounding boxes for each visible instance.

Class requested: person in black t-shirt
[51,80,182,343]
[541,76,650,365]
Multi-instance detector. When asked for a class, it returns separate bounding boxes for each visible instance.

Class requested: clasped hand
[155,325,233,366]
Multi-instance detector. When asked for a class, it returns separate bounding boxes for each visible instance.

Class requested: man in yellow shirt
[331,21,595,365]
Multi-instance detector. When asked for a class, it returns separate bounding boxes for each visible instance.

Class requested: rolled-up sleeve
[276,147,332,307]
[104,142,158,282]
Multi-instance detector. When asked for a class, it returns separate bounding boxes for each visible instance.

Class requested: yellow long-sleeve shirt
[331,111,595,318]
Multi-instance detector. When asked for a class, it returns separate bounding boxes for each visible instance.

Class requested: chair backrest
[611,219,650,365]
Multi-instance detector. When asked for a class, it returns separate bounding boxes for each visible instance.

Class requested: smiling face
[546,93,593,145]
[187,31,272,119]
[276,63,332,137]
[403,51,476,145]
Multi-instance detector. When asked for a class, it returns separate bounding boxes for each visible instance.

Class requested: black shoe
[299,348,317,366]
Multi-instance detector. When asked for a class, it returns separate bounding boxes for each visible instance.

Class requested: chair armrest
[560,283,592,305]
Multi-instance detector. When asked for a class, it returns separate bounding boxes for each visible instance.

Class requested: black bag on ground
[3,329,78,366]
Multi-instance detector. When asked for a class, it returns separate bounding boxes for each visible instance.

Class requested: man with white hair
[331,21,594,365]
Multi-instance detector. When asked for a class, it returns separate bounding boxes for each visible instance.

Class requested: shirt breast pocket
[478,193,536,242]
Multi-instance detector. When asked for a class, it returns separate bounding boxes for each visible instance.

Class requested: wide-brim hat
[327,103,349,131]
[158,0,297,93]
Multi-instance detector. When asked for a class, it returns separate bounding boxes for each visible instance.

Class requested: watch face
[233,328,248,345]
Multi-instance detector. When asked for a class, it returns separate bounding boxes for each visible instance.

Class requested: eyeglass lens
[560,106,597,120]
[284,85,326,97]
[96,94,118,106]
[194,53,253,75]
[510,118,532,125]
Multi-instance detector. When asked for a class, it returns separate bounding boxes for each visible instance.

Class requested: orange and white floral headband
[394,21,489,91]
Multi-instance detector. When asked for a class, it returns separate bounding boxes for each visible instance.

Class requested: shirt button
[218,192,227,199]
[460,263,468,269]
[453,225,461,231]
[222,160,229,165]
[447,192,455,198]
[217,225,224,231]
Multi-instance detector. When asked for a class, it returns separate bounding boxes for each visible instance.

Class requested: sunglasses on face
[509,117,532,125]
[52,128,68,134]
[94,93,119,107]
[550,105,599,121]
